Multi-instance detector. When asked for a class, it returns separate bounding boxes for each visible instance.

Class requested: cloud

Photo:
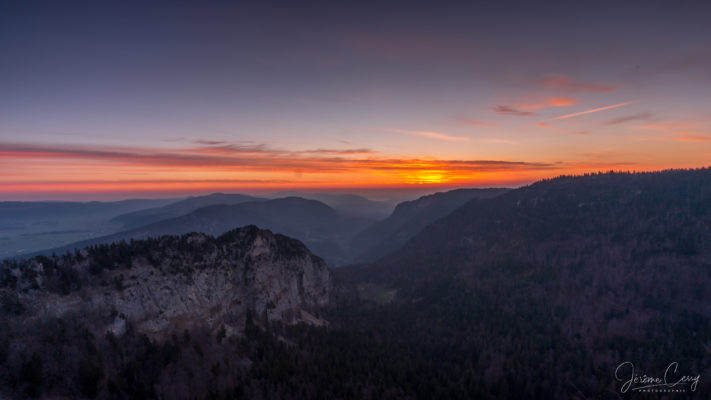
[0,142,351,172]
[673,132,711,142]
[602,113,652,126]
[189,143,271,155]
[299,148,376,155]
[2,140,658,195]
[188,143,375,156]
[454,116,495,127]
[515,103,546,111]
[579,151,628,159]
[480,138,520,145]
[628,119,711,142]
[385,128,470,142]
[193,139,229,145]
[504,96,579,113]
[635,121,693,131]
[0,141,559,178]
[546,96,578,107]
[546,101,637,121]
[360,158,554,172]
[493,105,535,116]
[540,74,618,93]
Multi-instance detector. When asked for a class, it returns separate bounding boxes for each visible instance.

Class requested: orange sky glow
[1,134,708,200]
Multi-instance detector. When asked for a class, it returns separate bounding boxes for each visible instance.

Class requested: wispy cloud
[188,143,271,155]
[493,105,535,116]
[540,74,618,93]
[0,141,559,176]
[299,148,376,155]
[630,119,711,143]
[546,96,578,107]
[673,132,711,142]
[385,128,470,142]
[634,121,693,131]
[602,113,652,126]
[193,139,229,145]
[546,101,637,121]
[186,143,375,156]
[480,138,520,145]
[502,96,579,113]
[454,116,495,127]
[0,140,655,195]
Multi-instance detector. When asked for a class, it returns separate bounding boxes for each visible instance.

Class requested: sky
[1,0,710,200]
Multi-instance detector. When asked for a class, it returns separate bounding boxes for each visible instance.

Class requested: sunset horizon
[2,1,710,201]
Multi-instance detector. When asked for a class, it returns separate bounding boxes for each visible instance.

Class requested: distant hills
[110,193,264,230]
[23,189,508,266]
[269,191,395,220]
[38,197,374,266]
[0,198,177,258]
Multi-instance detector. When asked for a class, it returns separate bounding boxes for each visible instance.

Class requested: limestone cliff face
[1,226,333,337]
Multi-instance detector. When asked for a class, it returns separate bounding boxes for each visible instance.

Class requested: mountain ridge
[109,193,265,230]
[33,197,372,266]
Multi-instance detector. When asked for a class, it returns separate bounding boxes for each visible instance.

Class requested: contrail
[546,101,637,121]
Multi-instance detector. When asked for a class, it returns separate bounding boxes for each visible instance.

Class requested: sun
[409,170,448,184]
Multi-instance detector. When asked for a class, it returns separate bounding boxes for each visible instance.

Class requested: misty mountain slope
[335,169,711,398]
[0,226,334,399]
[350,188,509,262]
[110,193,264,230]
[41,197,372,266]
[0,198,177,258]
[0,199,176,221]
[270,191,395,220]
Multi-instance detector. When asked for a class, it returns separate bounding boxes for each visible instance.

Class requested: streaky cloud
[454,116,495,127]
[546,96,578,107]
[602,113,652,126]
[674,132,711,142]
[385,128,470,142]
[493,106,535,116]
[480,138,520,145]
[547,101,638,121]
[0,141,556,177]
[299,148,376,155]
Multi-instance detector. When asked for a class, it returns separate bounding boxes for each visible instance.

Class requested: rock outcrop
[1,225,333,338]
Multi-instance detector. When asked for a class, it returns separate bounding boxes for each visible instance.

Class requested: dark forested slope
[337,168,711,398]
[350,188,508,261]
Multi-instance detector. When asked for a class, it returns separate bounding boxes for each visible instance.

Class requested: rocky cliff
[1,225,333,339]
